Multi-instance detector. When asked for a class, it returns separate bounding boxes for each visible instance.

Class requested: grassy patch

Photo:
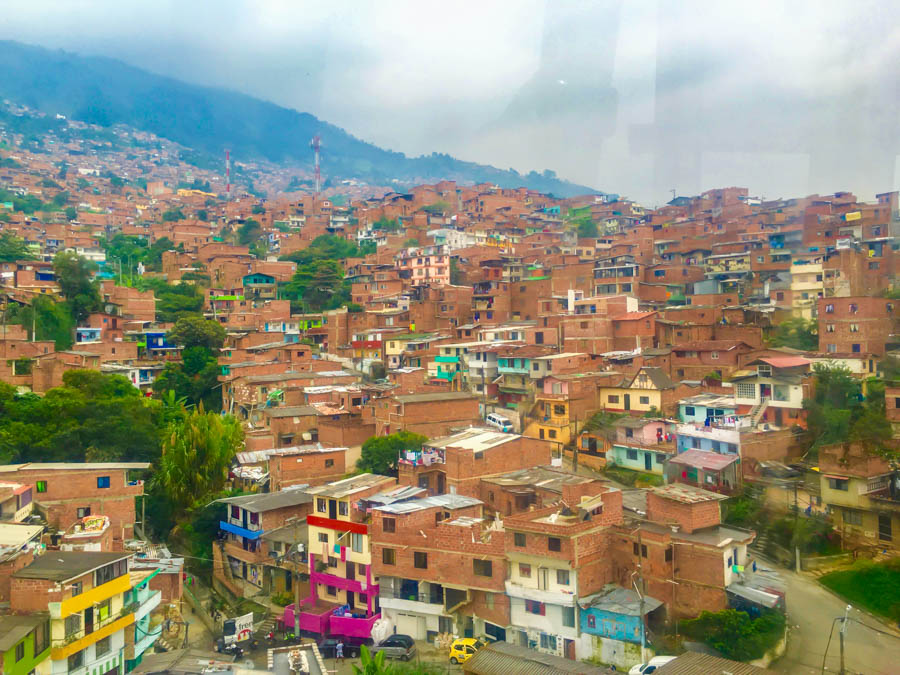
[603,466,665,487]
[820,558,900,621]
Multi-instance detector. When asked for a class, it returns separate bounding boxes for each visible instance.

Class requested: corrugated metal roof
[656,651,776,674]
[463,642,613,674]
[669,449,739,471]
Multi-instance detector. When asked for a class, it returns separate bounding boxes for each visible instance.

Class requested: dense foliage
[0,371,162,463]
[681,609,785,662]
[768,317,818,351]
[820,558,900,621]
[358,431,428,476]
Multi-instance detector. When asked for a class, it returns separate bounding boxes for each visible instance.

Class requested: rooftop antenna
[670,188,676,202]
[310,135,321,200]
[224,149,231,200]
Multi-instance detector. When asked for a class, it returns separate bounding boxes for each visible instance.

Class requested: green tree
[252,204,265,214]
[151,406,243,512]
[162,208,185,222]
[196,209,208,221]
[53,251,100,323]
[167,316,226,351]
[575,218,598,238]
[421,201,450,215]
[0,232,35,262]
[372,217,401,232]
[65,206,77,221]
[357,431,427,476]
[153,345,222,411]
[284,259,348,312]
[238,219,263,246]
[768,317,818,351]
[7,295,74,349]
[449,258,462,285]
[681,609,785,662]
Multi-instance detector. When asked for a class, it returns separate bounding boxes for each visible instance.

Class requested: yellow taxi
[449,637,487,664]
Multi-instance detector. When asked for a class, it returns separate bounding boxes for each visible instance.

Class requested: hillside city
[0,102,899,675]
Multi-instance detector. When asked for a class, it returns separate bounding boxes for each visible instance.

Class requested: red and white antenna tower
[224,149,232,200]
[310,135,321,198]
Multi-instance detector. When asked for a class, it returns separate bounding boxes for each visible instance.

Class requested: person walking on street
[336,639,344,663]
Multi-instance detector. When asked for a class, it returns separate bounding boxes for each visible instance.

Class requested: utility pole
[572,411,579,474]
[839,604,850,675]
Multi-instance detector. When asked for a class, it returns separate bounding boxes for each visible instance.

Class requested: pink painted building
[395,245,450,286]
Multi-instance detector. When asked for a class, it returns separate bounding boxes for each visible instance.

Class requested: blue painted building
[579,585,664,669]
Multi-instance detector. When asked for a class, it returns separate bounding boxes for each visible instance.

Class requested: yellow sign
[844,211,861,221]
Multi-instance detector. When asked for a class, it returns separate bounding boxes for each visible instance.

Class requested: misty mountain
[0,41,598,197]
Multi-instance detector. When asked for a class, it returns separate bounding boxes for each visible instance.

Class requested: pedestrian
[336,639,344,663]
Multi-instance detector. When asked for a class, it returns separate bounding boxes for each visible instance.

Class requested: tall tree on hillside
[167,316,226,351]
[357,431,428,476]
[152,406,243,512]
[0,232,34,262]
[53,251,100,323]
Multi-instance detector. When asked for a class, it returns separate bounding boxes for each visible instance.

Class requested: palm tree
[151,404,244,513]
[573,411,624,473]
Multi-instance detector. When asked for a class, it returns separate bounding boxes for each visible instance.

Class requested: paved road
[772,563,900,674]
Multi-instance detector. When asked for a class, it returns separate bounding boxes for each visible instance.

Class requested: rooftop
[371,493,482,515]
[216,487,312,513]
[579,584,663,616]
[656,651,775,675]
[0,613,49,652]
[236,443,346,465]
[463,642,612,675]
[303,473,395,499]
[482,466,596,493]
[669,448,740,471]
[0,462,150,472]
[650,483,729,504]
[264,405,321,418]
[394,391,476,404]
[426,427,520,452]
[14,551,129,582]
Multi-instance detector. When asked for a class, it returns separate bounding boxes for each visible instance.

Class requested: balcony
[505,580,577,606]
[54,574,132,619]
[379,592,446,617]
[223,539,270,564]
[220,520,265,540]
[52,604,136,659]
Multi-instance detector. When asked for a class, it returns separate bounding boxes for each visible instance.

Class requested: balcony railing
[56,601,138,648]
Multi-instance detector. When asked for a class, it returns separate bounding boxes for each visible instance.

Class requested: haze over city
[2,0,899,204]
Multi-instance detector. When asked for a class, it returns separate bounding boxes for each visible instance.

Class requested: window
[318,532,328,543]
[736,383,756,399]
[852,343,861,353]
[608,395,619,404]
[639,396,650,405]
[383,518,396,533]
[98,598,111,621]
[68,650,84,670]
[77,507,91,519]
[525,600,545,615]
[34,620,49,655]
[325,459,334,468]
[656,453,665,463]
[317,498,327,513]
[382,548,396,565]
[826,324,835,332]
[844,510,863,526]
[633,542,647,557]
[684,406,695,416]
[36,480,47,493]
[338,501,349,516]
[557,569,570,585]
[15,641,24,662]
[850,323,859,333]
[65,614,81,638]
[473,559,492,577]
[626,449,638,461]
[827,343,837,353]
[518,563,531,578]
[514,532,526,547]
[825,304,834,313]
[548,537,561,552]
[562,606,576,628]
[326,585,337,596]
[665,547,673,562]
[326,556,337,568]
[71,581,82,596]
[587,614,597,629]
[97,476,110,489]
[95,635,111,657]
[548,429,557,439]
[414,552,428,569]
[351,532,363,553]
[231,505,240,519]
[828,477,849,491]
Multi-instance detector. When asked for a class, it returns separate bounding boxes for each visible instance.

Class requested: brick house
[214,490,313,599]
[0,463,149,551]
[818,296,898,356]
[670,340,754,381]
[397,428,553,498]
[372,392,481,437]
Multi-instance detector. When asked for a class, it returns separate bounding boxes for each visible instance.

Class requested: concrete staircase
[749,398,769,428]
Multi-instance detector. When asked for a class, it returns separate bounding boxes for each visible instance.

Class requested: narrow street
[771,563,900,674]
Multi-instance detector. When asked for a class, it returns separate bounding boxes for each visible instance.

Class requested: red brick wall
[646,492,721,534]
[149,571,183,605]
[270,450,347,490]
[0,551,35,602]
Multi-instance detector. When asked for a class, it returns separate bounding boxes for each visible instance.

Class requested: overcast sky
[2,0,899,204]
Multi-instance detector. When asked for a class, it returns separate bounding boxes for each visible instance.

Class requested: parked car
[449,637,487,664]
[485,413,514,432]
[318,636,373,659]
[629,655,678,674]
[370,634,417,661]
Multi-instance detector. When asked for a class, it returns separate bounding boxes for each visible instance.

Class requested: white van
[485,413,514,433]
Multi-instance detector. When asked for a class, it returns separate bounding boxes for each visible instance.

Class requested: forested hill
[0,40,598,197]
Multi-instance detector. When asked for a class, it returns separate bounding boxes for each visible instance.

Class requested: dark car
[370,634,417,661]
[318,636,372,659]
